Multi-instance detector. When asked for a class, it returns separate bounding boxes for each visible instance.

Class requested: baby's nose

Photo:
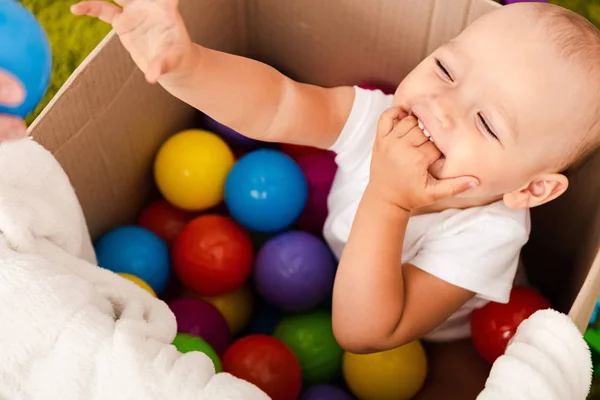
[430,96,455,130]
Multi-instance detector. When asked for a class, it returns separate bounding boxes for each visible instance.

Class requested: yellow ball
[118,273,157,297]
[154,129,235,211]
[343,340,428,400]
[202,285,254,336]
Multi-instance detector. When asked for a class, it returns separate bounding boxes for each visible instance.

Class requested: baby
[66,0,600,353]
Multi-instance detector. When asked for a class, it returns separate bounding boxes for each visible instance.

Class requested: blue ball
[94,226,171,295]
[225,149,308,233]
[0,0,52,118]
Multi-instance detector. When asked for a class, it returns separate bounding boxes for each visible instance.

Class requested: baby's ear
[503,173,569,209]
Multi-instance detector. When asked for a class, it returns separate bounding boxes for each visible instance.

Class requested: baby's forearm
[332,186,409,353]
[159,44,353,148]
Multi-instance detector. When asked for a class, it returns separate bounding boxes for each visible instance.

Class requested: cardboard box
[28,0,600,397]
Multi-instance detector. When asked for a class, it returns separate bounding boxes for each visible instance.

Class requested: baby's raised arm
[71,0,354,148]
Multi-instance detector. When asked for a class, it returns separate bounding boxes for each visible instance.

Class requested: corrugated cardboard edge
[570,237,600,333]
[27,30,118,137]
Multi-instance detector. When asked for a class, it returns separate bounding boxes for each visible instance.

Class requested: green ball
[273,311,343,384]
[172,333,222,373]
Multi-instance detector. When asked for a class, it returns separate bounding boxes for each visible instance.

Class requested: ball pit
[343,341,428,400]
[168,298,231,355]
[202,284,254,336]
[95,226,171,295]
[301,384,355,400]
[295,151,338,234]
[274,311,343,384]
[0,0,52,118]
[172,214,254,297]
[224,149,308,233]
[222,334,303,400]
[254,231,337,312]
[154,129,235,211]
[471,285,551,363]
[172,333,222,373]
[117,273,157,297]
[138,200,196,245]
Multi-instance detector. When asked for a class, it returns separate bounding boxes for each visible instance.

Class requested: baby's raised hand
[71,0,194,83]
[0,70,26,141]
[369,107,478,211]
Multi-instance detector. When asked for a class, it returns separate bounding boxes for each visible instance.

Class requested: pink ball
[357,82,396,95]
[295,151,338,234]
[168,298,231,354]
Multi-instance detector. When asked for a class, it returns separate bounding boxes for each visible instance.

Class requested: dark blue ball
[0,0,52,118]
[95,226,171,295]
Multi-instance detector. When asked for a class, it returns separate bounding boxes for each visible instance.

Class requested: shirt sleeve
[409,205,531,303]
[329,86,394,173]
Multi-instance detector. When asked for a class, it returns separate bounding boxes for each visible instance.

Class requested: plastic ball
[203,114,262,148]
[172,214,253,296]
[357,83,396,95]
[243,300,285,336]
[202,285,254,336]
[137,200,196,245]
[471,285,551,364]
[295,151,338,233]
[274,311,343,384]
[225,149,308,233]
[168,298,231,355]
[343,341,428,400]
[0,0,52,118]
[301,385,355,400]
[254,231,337,312]
[280,144,323,161]
[117,273,157,297]
[154,129,235,211]
[95,226,170,295]
[172,333,222,373]
[503,0,546,4]
[222,334,302,400]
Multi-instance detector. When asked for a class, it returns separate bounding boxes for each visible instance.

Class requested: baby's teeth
[418,119,424,130]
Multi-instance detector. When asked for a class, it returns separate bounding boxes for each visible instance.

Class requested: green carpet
[17,0,600,124]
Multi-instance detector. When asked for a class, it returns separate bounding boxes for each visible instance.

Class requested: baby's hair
[530,3,600,170]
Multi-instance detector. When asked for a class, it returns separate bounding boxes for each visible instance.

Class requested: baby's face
[392,6,593,198]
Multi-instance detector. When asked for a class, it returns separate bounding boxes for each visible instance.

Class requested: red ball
[471,285,551,364]
[222,334,302,400]
[138,200,196,245]
[172,214,254,296]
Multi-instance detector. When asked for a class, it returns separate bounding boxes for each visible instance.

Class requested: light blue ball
[0,0,52,118]
[225,149,308,233]
[94,226,171,295]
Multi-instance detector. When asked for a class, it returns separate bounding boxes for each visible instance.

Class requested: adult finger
[0,115,27,140]
[0,71,24,106]
[70,1,122,24]
[428,175,479,201]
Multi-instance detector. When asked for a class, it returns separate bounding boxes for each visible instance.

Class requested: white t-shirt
[324,86,531,341]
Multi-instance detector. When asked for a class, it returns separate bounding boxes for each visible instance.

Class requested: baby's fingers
[428,175,479,201]
[377,107,403,137]
[0,71,24,106]
[70,1,122,24]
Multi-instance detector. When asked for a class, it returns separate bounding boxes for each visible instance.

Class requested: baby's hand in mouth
[369,107,477,211]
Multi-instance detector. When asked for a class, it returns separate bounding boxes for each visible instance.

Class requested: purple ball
[203,114,261,147]
[168,298,231,354]
[301,385,355,400]
[254,230,337,312]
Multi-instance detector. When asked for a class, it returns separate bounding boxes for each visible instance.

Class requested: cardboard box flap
[247,0,499,87]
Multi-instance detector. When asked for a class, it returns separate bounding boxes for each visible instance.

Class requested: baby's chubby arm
[332,108,479,353]
[71,0,354,149]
